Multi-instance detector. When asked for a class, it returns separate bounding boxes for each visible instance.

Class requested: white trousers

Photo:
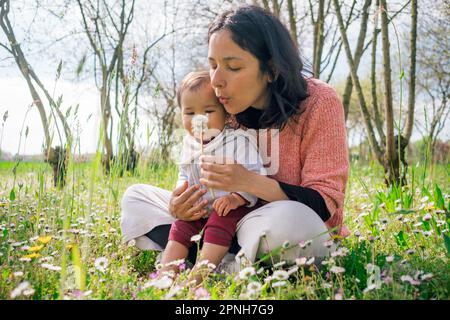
[120,184,334,264]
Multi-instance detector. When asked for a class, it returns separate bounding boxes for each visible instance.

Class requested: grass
[0,159,448,300]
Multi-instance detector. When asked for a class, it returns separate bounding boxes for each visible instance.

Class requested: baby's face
[181,84,226,142]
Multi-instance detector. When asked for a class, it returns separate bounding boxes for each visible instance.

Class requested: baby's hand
[212,193,246,216]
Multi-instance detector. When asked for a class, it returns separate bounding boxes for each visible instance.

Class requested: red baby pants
[168,205,255,248]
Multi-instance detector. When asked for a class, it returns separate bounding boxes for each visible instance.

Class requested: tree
[333,0,418,186]
[76,0,136,173]
[0,0,72,187]
[414,0,449,162]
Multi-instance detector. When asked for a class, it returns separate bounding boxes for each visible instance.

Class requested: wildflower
[406,249,415,255]
[19,257,32,262]
[27,245,44,252]
[105,243,112,249]
[239,267,256,280]
[194,287,210,300]
[272,270,289,281]
[422,230,432,237]
[400,275,420,285]
[330,266,345,274]
[13,271,24,277]
[165,285,182,299]
[422,213,432,221]
[256,267,265,274]
[41,263,61,271]
[207,263,216,270]
[322,282,332,289]
[420,273,433,281]
[94,257,109,273]
[247,282,262,292]
[363,284,378,294]
[306,257,315,266]
[299,240,313,249]
[273,261,286,268]
[295,257,307,266]
[287,266,299,276]
[10,281,32,299]
[23,288,35,296]
[127,239,136,247]
[190,234,201,243]
[323,240,334,248]
[192,114,209,140]
[145,276,173,290]
[37,236,52,244]
[420,196,429,203]
[272,281,287,288]
[23,253,40,259]
[197,259,210,268]
[334,291,343,300]
[386,255,395,263]
[167,259,185,267]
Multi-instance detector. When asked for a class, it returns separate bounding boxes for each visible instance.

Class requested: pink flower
[195,287,210,300]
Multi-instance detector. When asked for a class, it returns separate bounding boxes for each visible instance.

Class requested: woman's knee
[121,184,146,208]
[240,201,332,258]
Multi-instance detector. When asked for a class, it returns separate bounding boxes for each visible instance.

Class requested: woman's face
[208,29,270,115]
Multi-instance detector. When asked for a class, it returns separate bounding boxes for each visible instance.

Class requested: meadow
[0,158,449,300]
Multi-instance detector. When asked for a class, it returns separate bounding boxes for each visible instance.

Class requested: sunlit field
[0,158,448,300]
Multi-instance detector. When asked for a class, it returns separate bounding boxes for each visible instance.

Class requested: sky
[0,1,447,156]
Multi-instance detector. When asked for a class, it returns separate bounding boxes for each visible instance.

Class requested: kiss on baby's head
[177,71,226,143]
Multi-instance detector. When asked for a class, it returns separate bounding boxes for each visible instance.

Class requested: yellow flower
[28,245,44,252]
[23,253,41,259]
[66,244,73,250]
[38,236,52,244]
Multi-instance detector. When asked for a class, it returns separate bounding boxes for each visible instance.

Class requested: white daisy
[94,257,109,273]
[330,266,346,274]
[272,270,289,281]
[239,267,256,280]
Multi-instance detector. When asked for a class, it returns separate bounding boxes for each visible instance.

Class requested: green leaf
[433,184,445,210]
[396,230,408,248]
[9,188,15,201]
[444,234,450,255]
[399,69,405,80]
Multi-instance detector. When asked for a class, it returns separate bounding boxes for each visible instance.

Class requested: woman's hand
[199,155,253,193]
[169,181,209,221]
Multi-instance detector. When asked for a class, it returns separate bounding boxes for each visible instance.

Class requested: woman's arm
[246,170,289,202]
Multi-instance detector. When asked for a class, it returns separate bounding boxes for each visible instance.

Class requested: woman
[120,5,349,269]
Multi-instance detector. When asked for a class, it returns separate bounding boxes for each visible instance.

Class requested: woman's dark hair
[208,5,309,129]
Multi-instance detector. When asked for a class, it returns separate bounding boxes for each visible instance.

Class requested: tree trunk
[313,0,325,78]
[333,0,383,164]
[287,0,298,46]
[370,0,386,145]
[404,0,417,143]
[341,0,372,119]
[380,0,401,186]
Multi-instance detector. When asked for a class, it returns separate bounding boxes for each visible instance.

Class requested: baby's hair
[176,70,212,107]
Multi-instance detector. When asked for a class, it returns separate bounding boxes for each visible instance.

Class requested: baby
[158,70,264,284]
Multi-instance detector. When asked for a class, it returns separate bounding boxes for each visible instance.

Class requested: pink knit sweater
[232,78,350,236]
